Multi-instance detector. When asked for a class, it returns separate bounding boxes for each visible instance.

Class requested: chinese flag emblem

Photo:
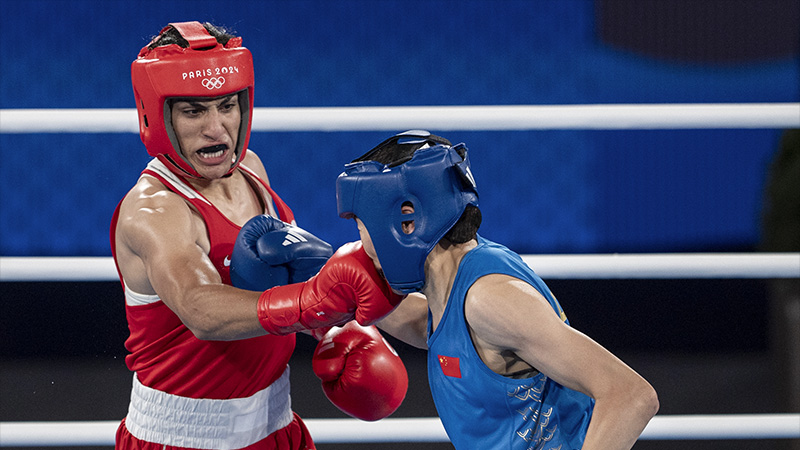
[438,355,462,378]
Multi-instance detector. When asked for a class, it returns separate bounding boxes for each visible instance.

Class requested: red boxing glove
[313,321,408,421]
[257,241,405,335]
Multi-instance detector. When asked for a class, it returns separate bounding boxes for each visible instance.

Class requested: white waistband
[125,366,293,449]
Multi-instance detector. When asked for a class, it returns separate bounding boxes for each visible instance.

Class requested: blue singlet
[427,237,594,449]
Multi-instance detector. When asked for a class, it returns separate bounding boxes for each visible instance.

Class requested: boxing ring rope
[2,103,799,445]
[1,102,799,133]
[1,253,799,282]
[1,414,799,446]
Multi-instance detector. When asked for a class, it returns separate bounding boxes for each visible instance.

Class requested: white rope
[1,253,797,282]
[520,253,800,280]
[1,415,798,446]
[641,414,800,440]
[1,103,798,133]
[0,257,118,282]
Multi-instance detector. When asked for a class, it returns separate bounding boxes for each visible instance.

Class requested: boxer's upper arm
[115,178,268,341]
[466,275,647,400]
[117,183,221,319]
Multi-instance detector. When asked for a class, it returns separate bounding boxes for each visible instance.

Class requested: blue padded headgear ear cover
[336,131,479,293]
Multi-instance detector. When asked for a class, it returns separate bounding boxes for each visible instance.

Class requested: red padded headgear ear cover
[131,21,255,178]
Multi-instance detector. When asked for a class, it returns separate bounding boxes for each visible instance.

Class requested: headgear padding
[131,21,255,178]
[336,130,479,293]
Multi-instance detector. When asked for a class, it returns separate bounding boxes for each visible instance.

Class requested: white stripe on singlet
[144,159,211,204]
[124,283,160,306]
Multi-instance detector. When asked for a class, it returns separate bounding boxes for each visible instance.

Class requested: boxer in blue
[336,131,660,449]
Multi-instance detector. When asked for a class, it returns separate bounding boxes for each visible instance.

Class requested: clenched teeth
[197,144,227,159]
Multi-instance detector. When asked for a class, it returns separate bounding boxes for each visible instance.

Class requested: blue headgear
[336,130,479,293]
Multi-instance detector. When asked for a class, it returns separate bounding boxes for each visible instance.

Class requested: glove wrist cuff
[257,284,305,335]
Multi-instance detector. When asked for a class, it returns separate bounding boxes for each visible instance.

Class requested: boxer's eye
[401,201,415,235]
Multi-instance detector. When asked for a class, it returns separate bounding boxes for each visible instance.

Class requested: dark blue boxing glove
[231,215,333,291]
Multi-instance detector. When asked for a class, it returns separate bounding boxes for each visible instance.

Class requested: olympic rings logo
[202,77,226,90]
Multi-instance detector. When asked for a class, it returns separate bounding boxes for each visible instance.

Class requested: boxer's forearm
[580,380,659,449]
[174,284,267,341]
[375,292,428,349]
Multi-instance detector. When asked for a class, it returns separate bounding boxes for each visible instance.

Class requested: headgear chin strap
[336,130,479,293]
[131,21,255,179]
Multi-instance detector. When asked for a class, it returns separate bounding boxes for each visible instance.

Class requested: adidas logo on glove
[282,229,309,247]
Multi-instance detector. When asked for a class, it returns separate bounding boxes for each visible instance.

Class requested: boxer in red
[111,22,406,449]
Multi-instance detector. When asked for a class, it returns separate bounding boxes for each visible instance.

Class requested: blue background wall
[1,3,798,445]
[1,0,798,257]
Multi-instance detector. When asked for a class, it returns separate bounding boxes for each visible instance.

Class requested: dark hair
[148,22,236,49]
[352,132,451,167]
[442,205,482,244]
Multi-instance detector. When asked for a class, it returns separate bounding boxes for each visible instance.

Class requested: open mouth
[197,144,228,159]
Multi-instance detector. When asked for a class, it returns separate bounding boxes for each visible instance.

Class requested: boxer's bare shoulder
[115,175,208,295]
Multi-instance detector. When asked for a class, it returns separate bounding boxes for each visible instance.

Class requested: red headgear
[131,22,255,178]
